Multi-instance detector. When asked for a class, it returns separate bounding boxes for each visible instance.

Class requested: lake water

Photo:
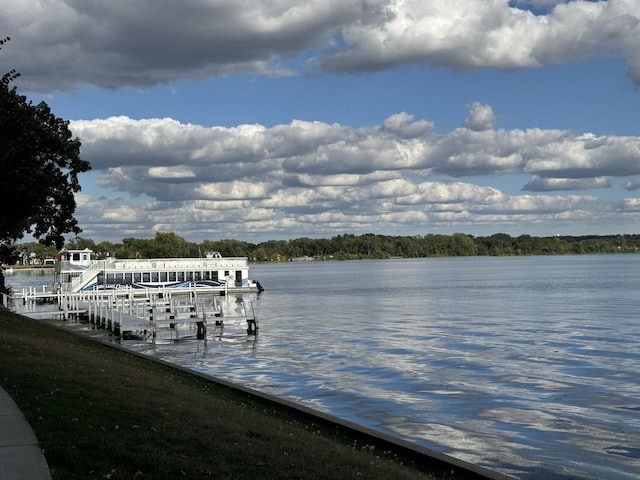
[6,255,640,479]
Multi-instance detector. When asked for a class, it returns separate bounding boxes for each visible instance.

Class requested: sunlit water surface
[7,255,640,479]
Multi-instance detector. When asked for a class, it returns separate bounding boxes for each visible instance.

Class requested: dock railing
[10,286,258,341]
[68,260,105,292]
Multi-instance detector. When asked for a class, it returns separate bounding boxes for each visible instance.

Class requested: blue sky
[2,0,640,243]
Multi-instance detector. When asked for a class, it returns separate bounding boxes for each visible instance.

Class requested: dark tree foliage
[1,37,91,292]
[0,37,20,87]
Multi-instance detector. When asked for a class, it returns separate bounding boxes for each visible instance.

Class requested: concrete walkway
[0,386,52,480]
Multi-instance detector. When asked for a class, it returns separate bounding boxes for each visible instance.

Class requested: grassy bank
[0,308,486,480]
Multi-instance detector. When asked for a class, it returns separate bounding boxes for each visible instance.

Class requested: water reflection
[7,256,640,480]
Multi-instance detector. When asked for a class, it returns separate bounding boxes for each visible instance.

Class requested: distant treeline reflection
[16,232,640,263]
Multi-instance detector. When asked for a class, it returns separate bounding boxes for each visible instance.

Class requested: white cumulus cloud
[1,0,639,91]
[63,103,640,241]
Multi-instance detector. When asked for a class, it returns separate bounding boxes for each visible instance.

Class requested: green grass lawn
[0,307,493,480]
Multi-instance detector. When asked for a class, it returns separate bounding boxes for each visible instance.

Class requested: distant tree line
[10,231,640,265]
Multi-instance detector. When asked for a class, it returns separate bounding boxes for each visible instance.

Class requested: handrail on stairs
[70,260,104,292]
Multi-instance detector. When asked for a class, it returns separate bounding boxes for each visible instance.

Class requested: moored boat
[54,249,263,294]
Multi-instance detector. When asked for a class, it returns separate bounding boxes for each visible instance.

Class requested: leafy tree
[199,239,220,255]
[423,234,450,256]
[215,239,253,257]
[151,232,197,258]
[0,37,19,87]
[65,236,97,251]
[478,233,515,256]
[95,241,116,259]
[251,246,269,262]
[15,242,58,264]
[450,233,477,256]
[260,239,290,260]
[0,37,91,293]
[119,237,150,258]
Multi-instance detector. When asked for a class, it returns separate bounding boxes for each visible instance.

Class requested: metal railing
[69,260,105,292]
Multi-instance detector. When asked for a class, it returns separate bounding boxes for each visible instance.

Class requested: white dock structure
[2,249,262,340]
[6,287,259,341]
